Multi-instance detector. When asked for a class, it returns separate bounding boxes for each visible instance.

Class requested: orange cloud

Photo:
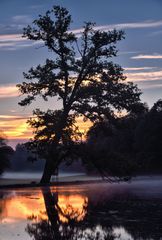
[0,84,19,98]
[0,115,32,139]
[0,114,92,141]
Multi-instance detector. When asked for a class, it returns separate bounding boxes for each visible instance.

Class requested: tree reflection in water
[26,186,116,240]
[25,186,162,240]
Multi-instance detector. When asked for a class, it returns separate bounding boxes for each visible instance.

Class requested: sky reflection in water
[1,180,162,240]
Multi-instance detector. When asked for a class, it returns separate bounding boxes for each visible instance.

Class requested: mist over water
[1,171,85,180]
[1,177,162,239]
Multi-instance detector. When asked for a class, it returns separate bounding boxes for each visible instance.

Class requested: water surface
[1,171,85,180]
[1,177,162,240]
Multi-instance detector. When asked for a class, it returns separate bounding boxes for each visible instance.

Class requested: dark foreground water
[1,177,162,240]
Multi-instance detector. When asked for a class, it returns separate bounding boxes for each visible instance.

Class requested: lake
[1,176,162,240]
[1,171,85,180]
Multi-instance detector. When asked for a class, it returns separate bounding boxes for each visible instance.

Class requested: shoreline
[1,174,162,190]
[0,174,103,189]
[0,179,104,189]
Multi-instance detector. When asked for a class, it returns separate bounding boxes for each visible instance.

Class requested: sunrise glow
[0,189,88,224]
[0,116,32,139]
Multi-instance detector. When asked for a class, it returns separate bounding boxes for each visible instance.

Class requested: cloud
[0,84,19,98]
[136,79,162,90]
[12,15,32,24]
[124,67,157,71]
[0,116,31,139]
[0,23,25,35]
[131,54,162,59]
[119,51,140,55]
[150,30,162,36]
[111,20,162,29]
[139,83,162,90]
[0,33,42,50]
[0,15,32,35]
[10,109,17,113]
[0,115,29,121]
[72,20,162,37]
[126,69,162,82]
[124,67,162,84]
[29,4,44,9]
[1,19,162,50]
[0,34,23,42]
[125,68,162,90]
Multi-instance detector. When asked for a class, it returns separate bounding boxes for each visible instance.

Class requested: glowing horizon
[0,114,92,144]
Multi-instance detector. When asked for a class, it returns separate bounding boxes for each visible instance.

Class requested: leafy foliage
[84,99,162,179]
[135,99,162,171]
[84,120,135,181]
[17,6,141,182]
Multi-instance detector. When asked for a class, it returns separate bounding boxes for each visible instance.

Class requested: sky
[0,0,162,147]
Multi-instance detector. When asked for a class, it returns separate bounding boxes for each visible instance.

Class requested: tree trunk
[40,160,54,184]
[42,187,61,239]
[40,111,69,184]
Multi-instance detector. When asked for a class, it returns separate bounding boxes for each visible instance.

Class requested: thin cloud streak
[1,19,162,50]
[0,34,23,41]
[124,67,157,71]
[131,54,162,59]
[72,20,162,36]
[0,34,42,50]
[126,70,162,82]
[139,83,162,90]
[150,30,162,36]
[12,15,32,24]
[0,115,29,121]
[0,84,19,98]
[0,15,32,35]
[119,51,140,55]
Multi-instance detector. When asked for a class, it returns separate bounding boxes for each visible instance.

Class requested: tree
[84,102,148,181]
[17,6,141,183]
[135,99,162,172]
[0,133,14,175]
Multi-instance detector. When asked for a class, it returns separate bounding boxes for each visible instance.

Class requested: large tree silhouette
[18,6,141,183]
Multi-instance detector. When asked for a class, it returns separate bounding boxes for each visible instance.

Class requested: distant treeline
[9,143,85,173]
[10,144,44,172]
[83,100,162,179]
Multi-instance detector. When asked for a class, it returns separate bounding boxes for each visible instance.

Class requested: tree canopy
[84,99,162,179]
[17,6,141,183]
[84,102,149,180]
[135,99,162,171]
